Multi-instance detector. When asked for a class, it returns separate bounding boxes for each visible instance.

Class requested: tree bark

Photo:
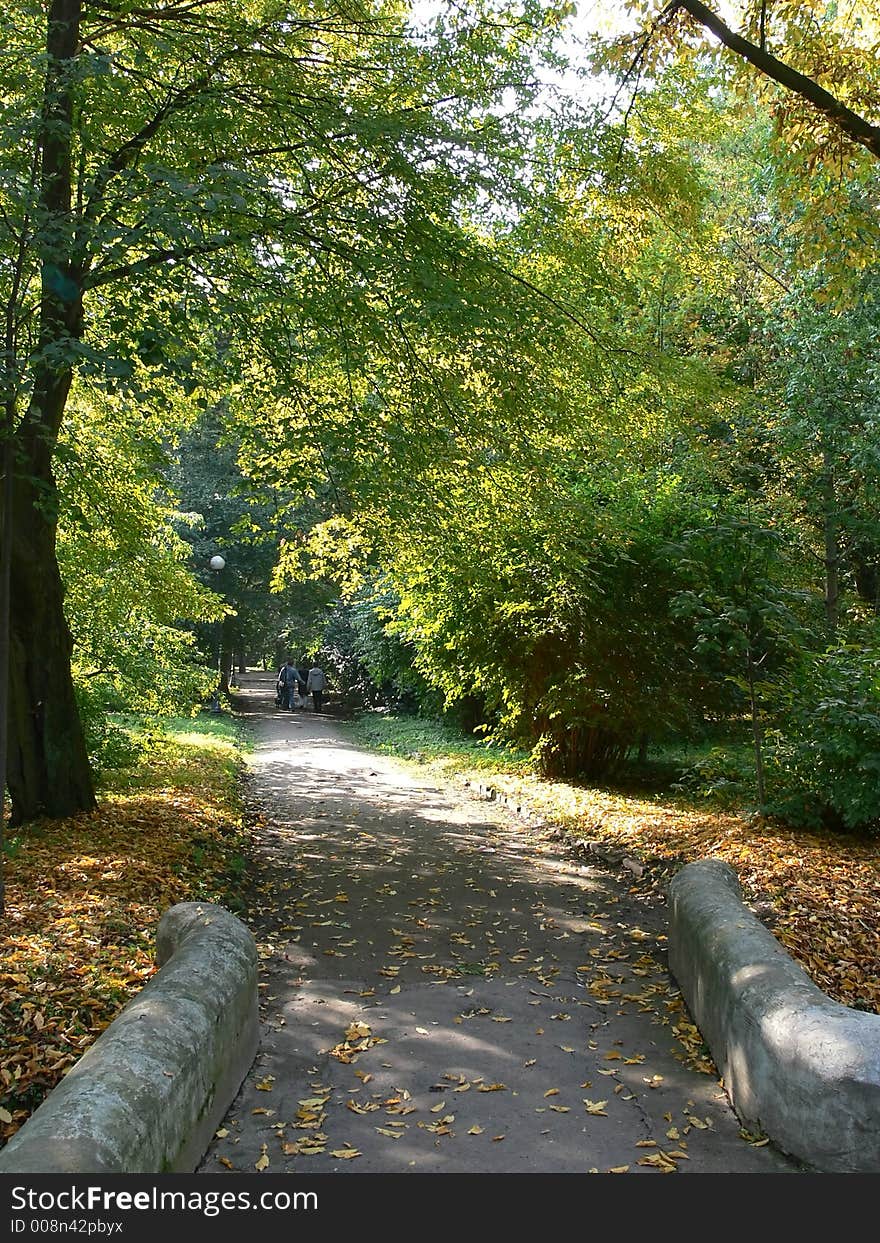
[746,648,766,808]
[4,0,96,823]
[7,452,95,824]
[822,451,839,637]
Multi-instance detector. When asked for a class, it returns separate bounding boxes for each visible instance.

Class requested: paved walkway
[198,673,797,1175]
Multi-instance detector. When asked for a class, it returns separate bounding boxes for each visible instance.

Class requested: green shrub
[674,745,754,807]
[75,683,144,777]
[765,647,880,833]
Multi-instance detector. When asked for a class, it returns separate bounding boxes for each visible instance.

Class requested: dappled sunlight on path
[198,673,798,1175]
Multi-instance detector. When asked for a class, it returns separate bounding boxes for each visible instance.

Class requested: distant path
[198,672,797,1174]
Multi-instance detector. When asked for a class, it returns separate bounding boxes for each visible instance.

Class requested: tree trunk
[822,451,839,637]
[3,0,95,823]
[746,649,766,808]
[6,458,95,824]
[851,541,880,612]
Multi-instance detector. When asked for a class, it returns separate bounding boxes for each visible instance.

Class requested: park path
[198,672,797,1175]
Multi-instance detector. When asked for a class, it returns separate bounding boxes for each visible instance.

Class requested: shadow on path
[198,672,798,1175]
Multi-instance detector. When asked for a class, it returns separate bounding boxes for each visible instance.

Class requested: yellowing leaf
[468,1126,484,1135]
[638,1153,677,1172]
[584,1100,608,1115]
[347,1100,378,1114]
[330,1149,361,1159]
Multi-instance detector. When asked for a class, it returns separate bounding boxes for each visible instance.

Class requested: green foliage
[324,587,444,714]
[765,646,880,832]
[74,685,144,779]
[354,446,731,778]
[674,746,755,808]
[57,383,224,714]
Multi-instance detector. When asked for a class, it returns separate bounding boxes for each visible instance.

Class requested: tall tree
[0,0,569,822]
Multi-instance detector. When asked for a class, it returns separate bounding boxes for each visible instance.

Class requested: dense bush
[74,684,144,777]
[674,745,755,807]
[320,589,445,716]
[764,647,880,832]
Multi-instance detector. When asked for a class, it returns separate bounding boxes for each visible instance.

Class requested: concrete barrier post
[669,859,880,1172]
[0,902,259,1174]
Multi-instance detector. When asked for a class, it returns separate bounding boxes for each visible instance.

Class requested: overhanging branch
[664,0,880,159]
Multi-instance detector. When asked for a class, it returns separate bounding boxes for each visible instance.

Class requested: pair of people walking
[276,660,326,712]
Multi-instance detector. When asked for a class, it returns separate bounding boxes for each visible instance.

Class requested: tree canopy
[2,0,880,837]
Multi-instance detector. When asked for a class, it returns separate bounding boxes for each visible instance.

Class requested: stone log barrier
[0,902,258,1173]
[669,858,880,1172]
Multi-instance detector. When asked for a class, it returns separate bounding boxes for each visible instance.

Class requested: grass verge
[0,710,250,1146]
[343,711,532,775]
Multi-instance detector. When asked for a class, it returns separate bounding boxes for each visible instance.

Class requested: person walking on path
[278,659,300,710]
[306,662,326,712]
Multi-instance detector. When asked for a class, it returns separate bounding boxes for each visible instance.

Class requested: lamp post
[208,554,226,711]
